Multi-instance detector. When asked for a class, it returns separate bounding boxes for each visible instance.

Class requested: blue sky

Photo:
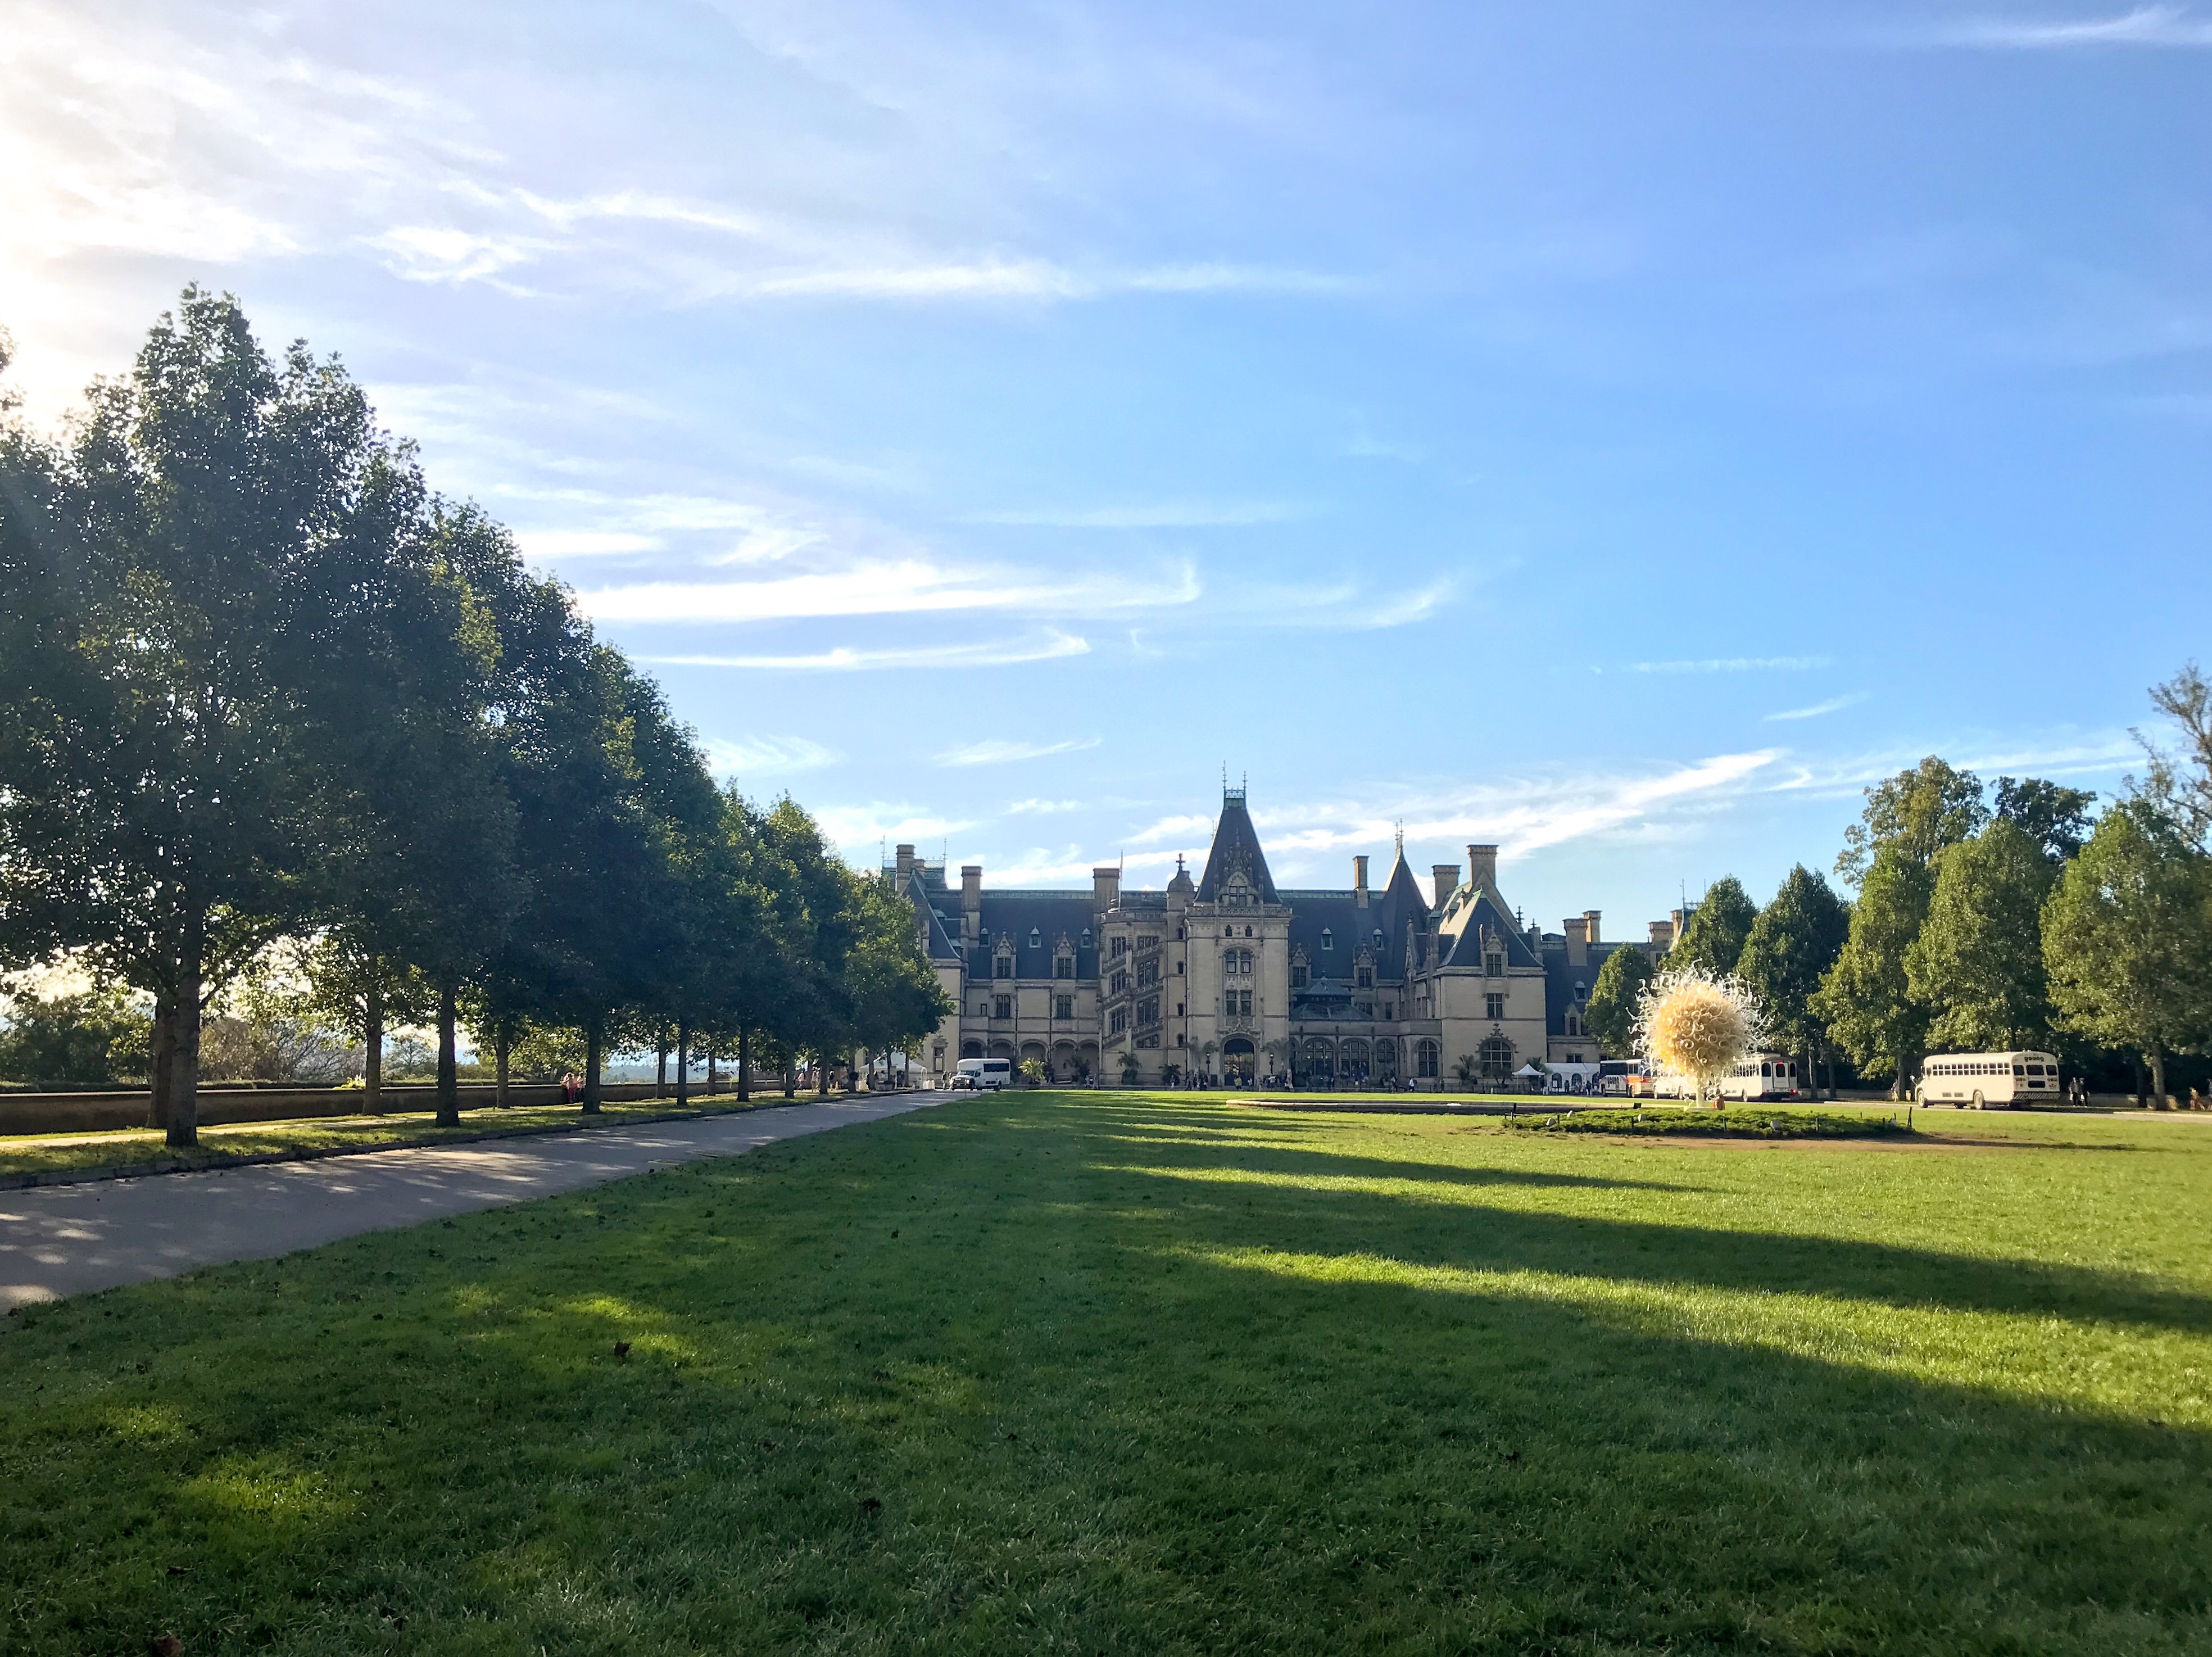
[4,1,2205,937]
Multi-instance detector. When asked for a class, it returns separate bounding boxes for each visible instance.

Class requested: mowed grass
[0,1094,779,1181]
[3,1095,2209,1654]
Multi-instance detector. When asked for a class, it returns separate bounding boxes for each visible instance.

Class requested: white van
[954,1058,1013,1091]
[1918,1051,2060,1108]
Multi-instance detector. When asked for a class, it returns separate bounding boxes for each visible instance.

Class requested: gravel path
[0,1093,939,1311]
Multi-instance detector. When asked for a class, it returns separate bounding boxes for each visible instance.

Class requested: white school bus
[1918,1051,2060,1108]
[1651,1053,1802,1102]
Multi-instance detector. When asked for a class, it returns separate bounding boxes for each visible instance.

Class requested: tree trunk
[656,1036,667,1100]
[364,980,384,1113]
[706,1043,718,1097]
[2149,1044,2168,1109]
[495,1026,511,1110]
[435,981,460,1126]
[676,1021,691,1108]
[583,1018,604,1115]
[148,994,175,1130]
[816,1052,830,1097]
[738,1027,751,1102]
[169,912,205,1150]
[2133,1053,2146,1108]
[782,1057,795,1099]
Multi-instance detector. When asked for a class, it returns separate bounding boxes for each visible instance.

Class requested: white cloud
[1007,798,1086,814]
[1605,657,1833,675]
[962,500,1308,528]
[700,734,843,776]
[636,630,1092,671]
[510,529,661,560]
[1925,6,2212,47]
[935,737,1102,767]
[575,559,1200,623]
[1764,692,1871,722]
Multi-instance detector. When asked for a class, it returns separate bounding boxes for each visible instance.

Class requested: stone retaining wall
[0,1080,733,1136]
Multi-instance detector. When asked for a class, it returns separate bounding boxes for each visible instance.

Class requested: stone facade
[891,787,1658,1088]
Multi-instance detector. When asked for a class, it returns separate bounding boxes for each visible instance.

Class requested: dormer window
[1574,981,1587,1000]
[1321,928,1333,951]
[1373,929,1384,949]
[1485,950,1504,977]
[1080,929,1092,949]
[1029,928,1041,949]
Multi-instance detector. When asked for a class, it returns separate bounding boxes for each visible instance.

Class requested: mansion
[891,786,1672,1089]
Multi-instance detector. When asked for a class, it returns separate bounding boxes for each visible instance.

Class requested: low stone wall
[0,1080,735,1137]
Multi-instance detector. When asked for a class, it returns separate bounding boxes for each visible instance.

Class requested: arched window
[1321,928,1334,952]
[1415,1039,1440,1079]
[1479,1035,1514,1083]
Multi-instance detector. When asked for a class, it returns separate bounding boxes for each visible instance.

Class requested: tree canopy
[1667,876,1757,978]
[0,292,948,1143]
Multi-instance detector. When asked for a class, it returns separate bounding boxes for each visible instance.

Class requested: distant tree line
[0,291,951,1144]
[1585,668,2212,1103]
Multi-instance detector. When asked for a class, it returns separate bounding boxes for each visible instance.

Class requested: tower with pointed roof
[890,785,1663,1091]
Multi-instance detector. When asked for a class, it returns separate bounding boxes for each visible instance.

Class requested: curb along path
[0,1093,940,1312]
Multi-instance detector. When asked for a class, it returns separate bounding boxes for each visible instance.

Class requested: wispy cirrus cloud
[575,558,1199,623]
[1764,692,1871,722]
[1007,798,1085,814]
[1921,6,2212,47]
[935,737,1102,768]
[961,500,1308,528]
[700,734,843,776]
[1122,753,1782,872]
[637,631,1091,672]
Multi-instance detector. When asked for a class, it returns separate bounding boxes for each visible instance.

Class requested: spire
[1196,781,1275,902]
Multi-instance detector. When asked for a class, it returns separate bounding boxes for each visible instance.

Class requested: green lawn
[0,1094,787,1182]
[3,1092,2208,1654]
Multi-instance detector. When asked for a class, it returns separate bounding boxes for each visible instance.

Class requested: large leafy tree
[1737,865,1849,1097]
[840,873,957,1078]
[1582,944,1655,1057]
[1993,776,2097,864]
[2135,662,2212,848]
[0,291,392,1146]
[2043,799,2212,1103]
[1814,758,1986,1097]
[1906,817,2056,1053]
[1667,876,1757,977]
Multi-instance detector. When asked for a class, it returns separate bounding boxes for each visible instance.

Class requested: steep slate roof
[1278,868,1428,985]
[896,869,964,963]
[974,891,1101,981]
[1436,884,1546,972]
[1196,790,1279,903]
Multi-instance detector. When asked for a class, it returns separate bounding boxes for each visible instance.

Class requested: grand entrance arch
[1221,1037,1255,1084]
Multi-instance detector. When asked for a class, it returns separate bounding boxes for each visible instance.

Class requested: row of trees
[1585,668,2212,1101]
[0,292,950,1144]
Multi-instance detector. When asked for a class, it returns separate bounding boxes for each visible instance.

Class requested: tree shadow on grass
[6,1135,2211,1656]
[1085,1121,2212,1338]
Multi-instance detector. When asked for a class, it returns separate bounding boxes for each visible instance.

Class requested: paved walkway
[0,1094,939,1311]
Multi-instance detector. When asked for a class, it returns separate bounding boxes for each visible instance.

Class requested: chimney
[1353,854,1370,906]
[1583,909,1601,946]
[1093,865,1121,911]
[895,843,915,884]
[960,864,983,944]
[1432,863,1460,909]
[1648,919,1676,952]
[1563,915,1590,966]
[1467,844,1499,895]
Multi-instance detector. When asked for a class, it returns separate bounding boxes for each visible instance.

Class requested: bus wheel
[1971,1090,1984,1110]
